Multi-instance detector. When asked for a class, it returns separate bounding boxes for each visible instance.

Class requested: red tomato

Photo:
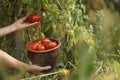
[31,42,39,50]
[38,40,41,43]
[37,44,45,51]
[27,13,40,23]
[41,38,51,46]
[41,38,51,43]
[46,42,57,49]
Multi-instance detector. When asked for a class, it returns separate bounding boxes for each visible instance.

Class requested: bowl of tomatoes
[26,38,61,72]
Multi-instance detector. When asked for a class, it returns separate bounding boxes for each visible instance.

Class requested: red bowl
[26,38,61,73]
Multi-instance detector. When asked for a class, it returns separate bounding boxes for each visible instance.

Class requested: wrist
[12,20,23,31]
[26,64,33,72]
[10,23,18,31]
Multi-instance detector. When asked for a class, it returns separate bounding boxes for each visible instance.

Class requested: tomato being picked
[27,13,40,23]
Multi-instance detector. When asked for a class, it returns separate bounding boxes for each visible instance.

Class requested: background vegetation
[0,0,120,80]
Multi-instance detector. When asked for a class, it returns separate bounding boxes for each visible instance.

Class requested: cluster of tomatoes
[27,13,40,23]
[30,38,58,51]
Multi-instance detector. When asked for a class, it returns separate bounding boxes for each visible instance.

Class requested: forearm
[0,49,31,71]
[0,24,17,37]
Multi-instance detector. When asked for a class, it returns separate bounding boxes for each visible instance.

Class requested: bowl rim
[26,38,61,53]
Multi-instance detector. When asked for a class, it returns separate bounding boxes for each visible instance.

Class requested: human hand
[28,65,51,75]
[12,16,40,30]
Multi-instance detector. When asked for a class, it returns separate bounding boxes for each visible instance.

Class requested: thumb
[27,21,40,27]
[39,66,51,71]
